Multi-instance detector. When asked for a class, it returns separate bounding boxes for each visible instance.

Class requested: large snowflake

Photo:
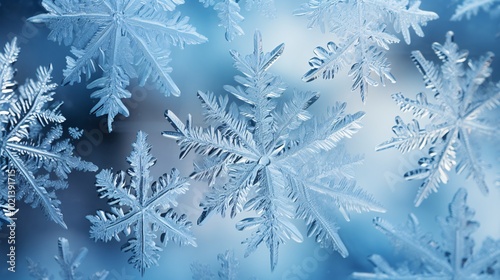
[0,38,96,229]
[294,0,438,102]
[352,188,500,279]
[164,31,384,270]
[87,131,196,275]
[29,0,207,131]
[377,31,500,206]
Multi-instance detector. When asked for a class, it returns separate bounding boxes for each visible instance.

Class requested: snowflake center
[258,155,271,166]
[113,11,125,25]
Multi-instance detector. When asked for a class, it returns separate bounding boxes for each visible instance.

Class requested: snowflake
[87,131,196,275]
[68,127,84,140]
[27,237,109,280]
[452,0,500,21]
[200,0,276,41]
[294,0,438,102]
[164,31,384,270]
[29,0,207,132]
[0,38,97,229]
[191,250,240,280]
[376,31,500,206]
[352,188,500,279]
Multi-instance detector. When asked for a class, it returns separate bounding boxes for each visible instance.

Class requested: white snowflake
[295,0,438,102]
[352,188,500,279]
[29,0,207,131]
[87,131,196,275]
[164,31,384,270]
[377,31,500,206]
[0,38,96,229]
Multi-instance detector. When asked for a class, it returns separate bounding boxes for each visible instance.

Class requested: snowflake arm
[30,0,207,131]
[352,188,500,279]
[452,0,500,20]
[87,131,196,275]
[27,237,109,280]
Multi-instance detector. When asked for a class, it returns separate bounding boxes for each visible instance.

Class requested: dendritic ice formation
[30,0,207,131]
[377,31,500,206]
[87,131,196,275]
[164,31,384,270]
[295,0,438,102]
[352,188,500,279]
[27,237,109,280]
[200,0,276,41]
[191,250,240,280]
[452,0,500,21]
[0,38,96,229]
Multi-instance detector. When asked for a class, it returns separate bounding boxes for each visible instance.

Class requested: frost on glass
[200,0,276,41]
[29,0,207,132]
[87,131,196,275]
[352,188,500,279]
[164,31,385,270]
[191,250,241,280]
[295,0,438,102]
[452,0,500,20]
[27,237,109,280]
[0,38,97,229]
[377,31,500,206]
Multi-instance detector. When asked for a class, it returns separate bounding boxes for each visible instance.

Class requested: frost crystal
[377,31,500,206]
[295,0,438,102]
[0,38,97,229]
[164,31,384,270]
[27,237,109,280]
[352,188,500,279]
[452,0,500,21]
[29,0,207,131]
[87,131,196,275]
[200,0,276,41]
[191,250,239,280]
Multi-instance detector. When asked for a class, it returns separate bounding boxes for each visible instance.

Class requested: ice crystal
[191,250,239,280]
[87,131,196,275]
[376,31,500,206]
[29,0,207,131]
[352,188,500,279]
[452,0,500,21]
[27,237,109,280]
[164,31,384,270]
[0,38,97,229]
[200,0,276,41]
[295,0,438,102]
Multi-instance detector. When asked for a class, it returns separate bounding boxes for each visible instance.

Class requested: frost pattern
[376,31,500,206]
[352,188,500,279]
[0,38,97,229]
[27,237,109,280]
[164,31,384,270]
[295,0,438,102]
[87,131,196,275]
[200,0,276,41]
[452,0,500,20]
[191,250,240,280]
[29,0,207,131]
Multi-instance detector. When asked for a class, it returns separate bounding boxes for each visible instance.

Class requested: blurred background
[0,0,499,279]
